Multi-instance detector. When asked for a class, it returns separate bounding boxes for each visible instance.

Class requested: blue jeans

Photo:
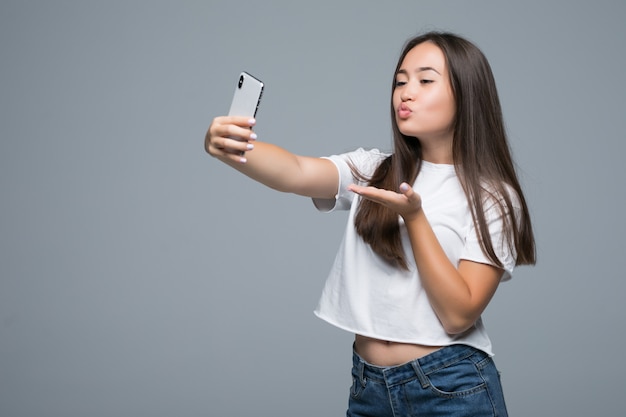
[347,344,508,417]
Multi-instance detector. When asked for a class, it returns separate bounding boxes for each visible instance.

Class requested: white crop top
[312,148,518,356]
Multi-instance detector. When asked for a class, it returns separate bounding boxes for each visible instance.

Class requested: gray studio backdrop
[1,1,624,416]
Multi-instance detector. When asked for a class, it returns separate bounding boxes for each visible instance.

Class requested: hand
[347,182,422,221]
[205,116,257,163]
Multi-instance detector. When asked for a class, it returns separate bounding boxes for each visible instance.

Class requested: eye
[394,80,407,87]
[420,79,434,84]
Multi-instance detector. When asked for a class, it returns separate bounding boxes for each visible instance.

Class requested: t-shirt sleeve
[459,189,520,281]
[312,148,388,212]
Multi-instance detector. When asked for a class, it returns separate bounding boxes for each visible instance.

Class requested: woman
[206,31,535,417]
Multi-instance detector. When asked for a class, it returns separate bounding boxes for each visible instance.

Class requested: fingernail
[240,156,247,163]
[250,132,257,140]
[248,118,256,126]
[246,143,254,150]
[400,183,410,192]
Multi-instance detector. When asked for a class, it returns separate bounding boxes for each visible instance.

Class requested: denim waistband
[352,344,487,388]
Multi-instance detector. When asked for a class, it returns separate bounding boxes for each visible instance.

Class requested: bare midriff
[354,334,442,367]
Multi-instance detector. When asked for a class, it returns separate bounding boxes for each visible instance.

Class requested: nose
[401,84,415,101]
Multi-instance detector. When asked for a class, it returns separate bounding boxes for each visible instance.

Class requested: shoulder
[480,180,522,213]
[324,147,390,178]
[332,147,390,163]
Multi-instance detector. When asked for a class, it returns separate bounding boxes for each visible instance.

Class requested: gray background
[1,1,624,416]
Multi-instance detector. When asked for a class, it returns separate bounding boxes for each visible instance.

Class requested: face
[393,42,456,144]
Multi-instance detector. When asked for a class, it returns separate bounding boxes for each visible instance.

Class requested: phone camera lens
[238,75,244,88]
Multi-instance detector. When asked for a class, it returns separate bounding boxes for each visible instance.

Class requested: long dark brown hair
[354,32,536,270]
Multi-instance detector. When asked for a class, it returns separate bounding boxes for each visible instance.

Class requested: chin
[398,127,420,138]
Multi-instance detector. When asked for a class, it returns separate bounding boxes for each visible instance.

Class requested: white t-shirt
[312,148,518,356]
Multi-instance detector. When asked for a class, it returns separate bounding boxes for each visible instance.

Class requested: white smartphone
[228,72,264,117]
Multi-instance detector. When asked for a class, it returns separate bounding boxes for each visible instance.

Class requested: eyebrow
[397,67,441,76]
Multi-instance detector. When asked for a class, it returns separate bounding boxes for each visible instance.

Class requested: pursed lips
[397,103,412,118]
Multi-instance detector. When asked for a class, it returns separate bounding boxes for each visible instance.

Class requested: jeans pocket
[350,367,367,399]
[425,357,487,398]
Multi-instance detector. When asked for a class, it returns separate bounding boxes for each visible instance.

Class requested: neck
[414,130,454,164]
[419,141,453,164]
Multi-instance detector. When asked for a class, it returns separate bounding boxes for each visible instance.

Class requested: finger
[213,115,256,128]
[211,136,255,155]
[399,182,418,206]
[206,118,257,155]
[207,116,255,142]
[399,182,412,195]
[211,123,257,142]
[207,141,251,164]
[227,125,258,142]
[399,182,419,202]
[348,184,399,205]
[399,182,423,214]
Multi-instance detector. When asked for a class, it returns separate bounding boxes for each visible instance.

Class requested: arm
[205,116,338,199]
[403,209,503,334]
[348,182,503,335]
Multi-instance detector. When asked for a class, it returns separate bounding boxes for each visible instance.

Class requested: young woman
[205,31,535,417]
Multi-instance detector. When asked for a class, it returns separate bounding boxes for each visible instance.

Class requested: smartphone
[228,72,264,118]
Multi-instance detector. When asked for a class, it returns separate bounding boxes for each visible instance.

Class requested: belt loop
[411,360,430,389]
[357,359,366,387]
